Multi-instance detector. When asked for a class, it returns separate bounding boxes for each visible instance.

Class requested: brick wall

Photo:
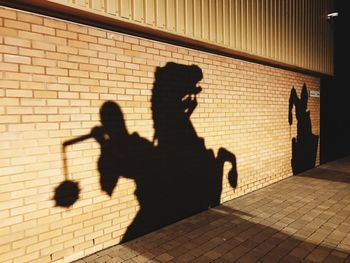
[0,6,320,263]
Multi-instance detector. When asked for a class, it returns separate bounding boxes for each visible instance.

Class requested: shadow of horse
[55,62,238,243]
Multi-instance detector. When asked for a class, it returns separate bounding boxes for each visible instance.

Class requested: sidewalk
[75,157,350,263]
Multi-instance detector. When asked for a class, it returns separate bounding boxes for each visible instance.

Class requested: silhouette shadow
[54,62,238,243]
[288,84,319,175]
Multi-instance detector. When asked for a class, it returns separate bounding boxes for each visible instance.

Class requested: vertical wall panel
[91,0,104,11]
[145,0,155,25]
[120,0,131,19]
[133,0,144,22]
[261,0,266,57]
[75,0,88,7]
[209,0,216,43]
[185,0,194,36]
[202,0,209,41]
[106,0,118,15]
[156,0,166,29]
[166,0,175,31]
[241,0,246,51]
[43,0,334,74]
[246,0,252,52]
[223,0,230,46]
[229,0,234,48]
[251,0,257,53]
[265,0,271,57]
[216,0,223,45]
[176,0,185,34]
[194,0,202,39]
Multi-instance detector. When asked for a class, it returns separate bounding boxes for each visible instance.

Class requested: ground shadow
[85,202,350,262]
[95,161,350,262]
[288,84,319,175]
[298,156,350,184]
[54,62,238,243]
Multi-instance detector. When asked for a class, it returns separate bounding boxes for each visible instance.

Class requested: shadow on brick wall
[54,62,238,242]
[288,84,319,175]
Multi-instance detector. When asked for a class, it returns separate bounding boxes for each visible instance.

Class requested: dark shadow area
[298,156,350,184]
[74,157,350,262]
[289,84,319,175]
[86,203,350,262]
[54,62,238,242]
[321,0,350,163]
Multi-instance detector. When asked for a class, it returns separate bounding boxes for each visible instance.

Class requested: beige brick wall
[0,6,320,263]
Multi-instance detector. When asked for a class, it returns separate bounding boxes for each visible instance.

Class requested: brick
[43,18,66,29]
[0,27,17,37]
[7,106,33,114]
[22,115,47,123]
[68,39,88,48]
[6,89,32,98]
[10,219,37,233]
[46,67,68,76]
[57,61,78,69]
[13,252,39,263]
[26,240,50,253]
[69,55,89,63]
[57,29,78,39]
[4,36,30,47]
[0,215,23,228]
[0,248,25,262]
[31,24,55,35]
[17,12,43,24]
[46,98,69,106]
[44,35,67,45]
[0,80,19,89]
[7,123,34,131]
[90,72,107,79]
[32,74,57,83]
[46,51,67,60]
[88,27,106,38]
[36,122,59,130]
[19,47,45,57]
[40,243,63,256]
[0,8,16,19]
[79,48,98,57]
[4,19,30,30]
[24,209,49,221]
[32,41,55,51]
[79,63,98,71]
[18,30,44,41]
[20,65,45,74]
[0,44,18,54]
[33,90,57,98]
[5,72,32,81]
[32,58,56,67]
[0,62,18,71]
[4,54,31,64]
[12,235,38,249]
[68,23,87,34]
[57,45,78,54]
[58,91,79,99]
[69,69,89,78]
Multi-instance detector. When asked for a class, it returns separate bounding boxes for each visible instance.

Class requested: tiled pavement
[75,157,350,263]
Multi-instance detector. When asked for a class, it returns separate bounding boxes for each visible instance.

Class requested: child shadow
[288,84,319,175]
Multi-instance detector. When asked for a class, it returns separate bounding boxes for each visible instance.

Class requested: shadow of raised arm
[217,147,238,188]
